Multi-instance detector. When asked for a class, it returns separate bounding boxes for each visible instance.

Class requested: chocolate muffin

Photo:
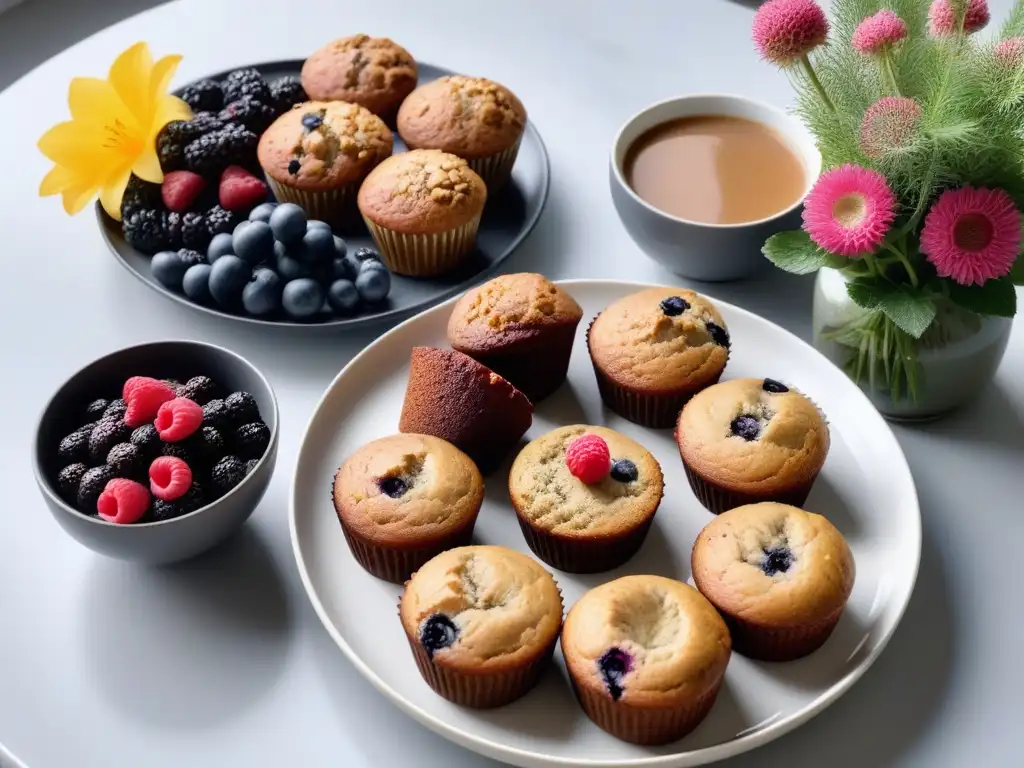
[398,347,533,473]
[446,273,583,402]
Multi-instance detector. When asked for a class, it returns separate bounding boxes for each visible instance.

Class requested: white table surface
[2,1,1021,766]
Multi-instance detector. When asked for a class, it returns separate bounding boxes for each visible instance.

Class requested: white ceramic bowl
[610,94,821,282]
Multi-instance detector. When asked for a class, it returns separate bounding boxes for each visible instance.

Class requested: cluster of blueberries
[150,202,392,321]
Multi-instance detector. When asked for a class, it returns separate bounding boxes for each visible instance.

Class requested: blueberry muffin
[357,149,487,276]
[675,377,829,514]
[508,425,664,573]
[397,75,527,191]
[587,287,730,428]
[446,273,583,402]
[333,433,484,582]
[300,35,417,124]
[562,575,731,745]
[399,545,563,707]
[398,347,532,473]
[258,100,392,228]
[691,502,855,660]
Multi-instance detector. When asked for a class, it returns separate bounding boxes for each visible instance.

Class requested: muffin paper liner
[363,215,482,277]
[719,606,846,661]
[462,323,579,404]
[680,459,819,516]
[567,673,723,746]
[466,138,522,194]
[514,509,655,574]
[266,177,360,231]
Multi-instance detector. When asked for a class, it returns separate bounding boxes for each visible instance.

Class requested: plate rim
[288,277,922,768]
[96,58,551,331]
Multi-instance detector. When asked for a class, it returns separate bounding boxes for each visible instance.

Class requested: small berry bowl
[32,340,278,565]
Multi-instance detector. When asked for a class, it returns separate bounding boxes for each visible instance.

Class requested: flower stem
[863,251,879,277]
[800,55,836,113]
[881,243,919,287]
[881,51,901,96]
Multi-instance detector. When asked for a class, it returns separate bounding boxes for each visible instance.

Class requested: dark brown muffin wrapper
[515,510,654,574]
[721,607,846,661]
[461,323,579,404]
[680,460,819,515]
[568,674,723,746]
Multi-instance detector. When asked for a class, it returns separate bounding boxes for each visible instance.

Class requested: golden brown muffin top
[561,575,731,706]
[357,149,487,234]
[397,76,527,158]
[300,35,418,117]
[691,502,855,626]
[447,274,582,353]
[333,433,483,545]
[400,545,563,670]
[508,425,664,537]
[587,287,729,395]
[258,100,393,189]
[675,378,830,494]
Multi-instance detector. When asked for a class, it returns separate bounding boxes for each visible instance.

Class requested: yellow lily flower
[37,42,192,222]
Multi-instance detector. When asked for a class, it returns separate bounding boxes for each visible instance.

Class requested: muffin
[675,377,830,514]
[357,149,487,276]
[258,100,392,229]
[508,425,664,572]
[397,75,527,191]
[587,287,730,428]
[691,502,855,660]
[399,545,563,707]
[398,347,532,473]
[333,433,484,583]
[446,273,583,402]
[562,575,731,745]
[300,35,417,124]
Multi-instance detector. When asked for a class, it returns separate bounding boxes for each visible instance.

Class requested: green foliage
[762,231,849,273]
[947,277,1018,315]
[846,278,937,337]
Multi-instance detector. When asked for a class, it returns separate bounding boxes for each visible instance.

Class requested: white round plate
[290,279,921,768]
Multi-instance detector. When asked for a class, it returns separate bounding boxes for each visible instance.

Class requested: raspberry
[219,165,268,213]
[154,397,204,442]
[149,456,194,501]
[565,434,611,484]
[123,377,177,427]
[96,478,151,524]
[161,170,207,213]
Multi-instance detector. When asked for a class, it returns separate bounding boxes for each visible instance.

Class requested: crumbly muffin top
[691,502,855,626]
[397,75,527,158]
[357,149,487,234]
[508,425,664,537]
[258,100,392,187]
[447,273,582,352]
[400,545,563,669]
[561,575,730,705]
[675,377,830,493]
[587,287,730,394]
[333,433,483,545]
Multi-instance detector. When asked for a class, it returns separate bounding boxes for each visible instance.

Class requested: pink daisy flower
[928,0,990,37]
[852,10,909,55]
[752,0,830,66]
[860,96,923,160]
[920,186,1020,286]
[802,165,897,257]
[994,37,1024,67]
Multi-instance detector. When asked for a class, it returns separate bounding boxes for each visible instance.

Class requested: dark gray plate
[96,59,549,330]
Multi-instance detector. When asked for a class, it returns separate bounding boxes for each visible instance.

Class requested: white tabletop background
[1,1,1021,766]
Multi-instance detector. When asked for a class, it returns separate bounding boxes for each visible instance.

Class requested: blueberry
[269,202,307,244]
[659,295,690,316]
[730,415,761,441]
[307,220,331,232]
[301,113,323,131]
[208,255,251,307]
[762,378,789,394]
[355,267,390,303]
[609,459,638,483]
[359,257,388,273]
[276,241,312,281]
[340,252,361,278]
[327,279,360,316]
[353,247,378,262]
[242,267,283,315]
[419,614,458,657]
[331,256,356,281]
[282,278,324,319]
[233,220,275,265]
[378,476,408,498]
[762,546,794,576]
[299,225,334,264]
[207,232,234,263]
[233,220,251,238]
[332,235,348,259]
[152,250,188,290]
[287,159,300,175]
[248,202,277,224]
[597,647,632,701]
[183,264,213,302]
[706,321,730,348]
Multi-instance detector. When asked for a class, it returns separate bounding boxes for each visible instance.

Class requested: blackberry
[77,465,114,513]
[103,399,127,421]
[162,379,183,391]
[106,443,143,478]
[181,211,211,251]
[58,462,88,502]
[233,422,270,460]
[201,398,231,430]
[58,430,90,465]
[161,441,194,464]
[224,391,259,425]
[206,205,238,238]
[156,121,189,172]
[186,426,226,471]
[130,424,161,460]
[181,79,223,112]
[120,175,162,221]
[123,209,169,254]
[162,211,184,250]
[184,124,258,176]
[210,455,246,497]
[245,458,260,475]
[85,398,111,420]
[76,421,97,438]
[269,76,307,114]
[179,375,218,405]
[177,248,206,269]
[150,481,206,521]
[219,96,276,134]
[88,420,131,464]
[186,112,224,137]
[223,68,270,104]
